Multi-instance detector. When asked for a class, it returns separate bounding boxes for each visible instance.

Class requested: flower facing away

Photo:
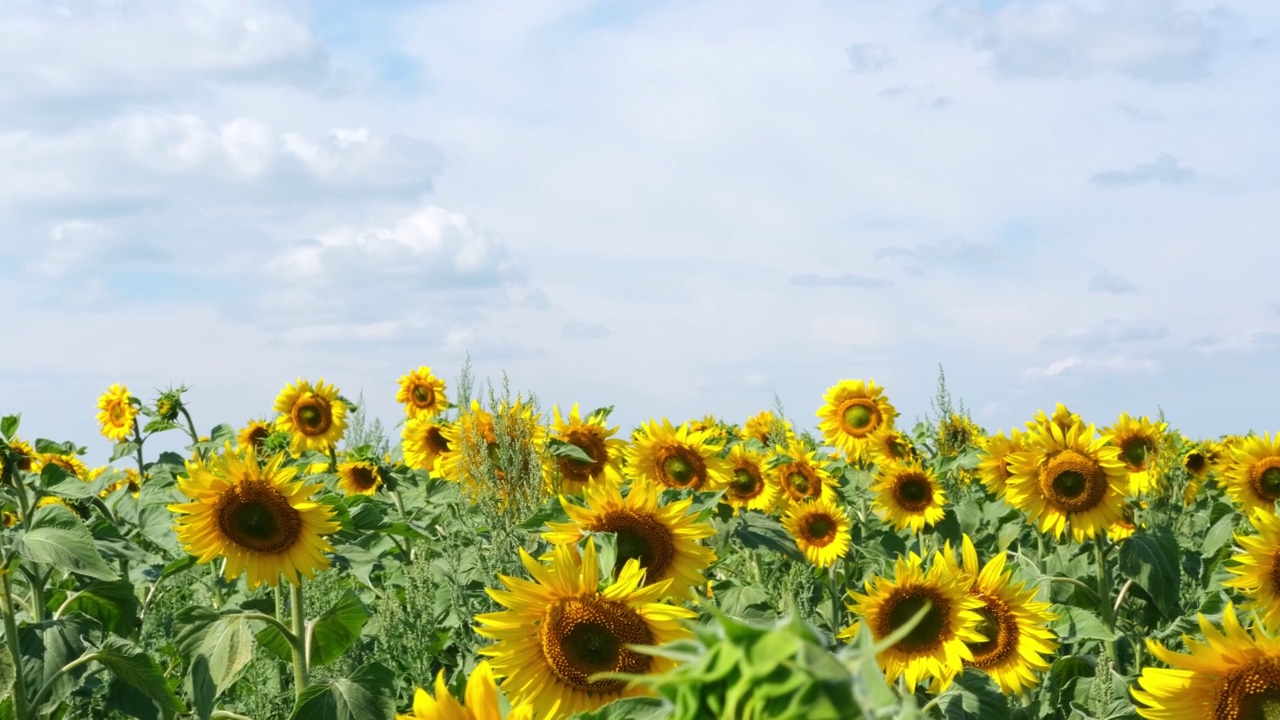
[273,378,348,454]
[236,419,273,455]
[169,444,340,589]
[1131,603,1280,720]
[96,384,138,443]
[625,418,729,493]
[543,480,716,601]
[782,497,852,568]
[474,539,695,719]
[816,379,897,463]
[977,430,1028,498]
[840,550,984,693]
[397,661,532,720]
[397,366,449,420]
[337,460,382,496]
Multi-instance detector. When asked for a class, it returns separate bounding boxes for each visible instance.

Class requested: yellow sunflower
[101,467,142,498]
[1102,412,1167,497]
[1107,502,1140,542]
[937,413,982,458]
[337,461,382,496]
[767,439,839,508]
[977,430,1028,498]
[870,461,947,533]
[6,439,36,473]
[781,497,852,568]
[38,453,90,480]
[741,410,794,446]
[721,444,781,514]
[403,416,452,474]
[547,404,627,494]
[868,426,919,468]
[1004,421,1128,543]
[1025,403,1082,438]
[1226,510,1280,631]
[236,419,274,455]
[169,444,340,589]
[398,661,532,720]
[839,551,984,693]
[816,379,897,462]
[1222,433,1280,515]
[687,414,730,443]
[1131,603,1280,719]
[397,366,449,419]
[475,539,695,719]
[273,378,348,454]
[96,384,137,443]
[948,535,1058,695]
[1182,442,1217,505]
[624,419,729,493]
[543,480,715,600]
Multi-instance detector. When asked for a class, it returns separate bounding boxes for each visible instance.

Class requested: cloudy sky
[2,0,1276,462]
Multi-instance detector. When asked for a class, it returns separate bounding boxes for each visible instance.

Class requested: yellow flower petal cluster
[397,662,531,720]
[337,460,382,496]
[273,379,348,454]
[397,366,449,419]
[96,384,137,443]
[1222,433,1280,515]
[1226,510,1280,632]
[871,461,946,533]
[781,497,851,568]
[741,410,794,446]
[977,429,1027,498]
[721,444,780,514]
[625,419,729,493]
[1102,412,1167,496]
[768,439,838,508]
[546,404,627,494]
[816,379,897,463]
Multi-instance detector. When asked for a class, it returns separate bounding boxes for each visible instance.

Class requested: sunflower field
[0,363,1274,720]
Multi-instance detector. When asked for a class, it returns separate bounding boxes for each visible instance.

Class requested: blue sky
[1,0,1277,464]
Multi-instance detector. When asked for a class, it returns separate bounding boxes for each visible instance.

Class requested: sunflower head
[397,661,532,720]
[403,416,452,474]
[840,550,985,693]
[624,419,729,493]
[816,379,897,462]
[871,460,947,533]
[5,439,36,474]
[937,413,982,458]
[474,539,695,718]
[96,384,138,443]
[169,444,340,589]
[337,461,382,496]
[236,419,274,455]
[782,497,852,568]
[1102,412,1168,496]
[977,429,1028,498]
[1004,421,1128,543]
[868,426,919,468]
[721,444,780,514]
[1223,433,1280,515]
[742,410,794,446]
[548,404,627,493]
[768,439,838,507]
[153,387,186,422]
[1225,510,1280,633]
[1025,403,1082,439]
[397,366,449,419]
[39,453,90,480]
[273,379,348,454]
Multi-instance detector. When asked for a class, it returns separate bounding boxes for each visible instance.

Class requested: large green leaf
[89,636,183,715]
[1118,528,1181,619]
[288,662,396,720]
[937,669,1010,720]
[309,590,372,668]
[19,613,99,715]
[0,414,18,440]
[51,579,139,636]
[1050,606,1117,643]
[15,505,118,580]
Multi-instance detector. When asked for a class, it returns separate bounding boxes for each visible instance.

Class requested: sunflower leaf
[16,505,118,580]
[308,590,371,668]
[1117,527,1181,619]
[0,414,18,440]
[287,662,396,720]
[87,636,183,715]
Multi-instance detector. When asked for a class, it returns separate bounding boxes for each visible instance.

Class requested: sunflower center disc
[426,427,450,454]
[1185,452,1207,475]
[787,470,812,496]
[216,481,303,554]
[411,384,433,406]
[806,515,834,545]
[1121,439,1150,470]
[294,398,331,435]
[601,510,676,582]
[1053,471,1087,499]
[730,468,761,497]
[841,402,875,432]
[109,404,126,422]
[349,466,377,490]
[883,591,948,653]
[542,598,654,693]
[559,430,607,484]
[662,457,694,484]
[965,597,1018,668]
[247,427,270,450]
[1224,660,1280,720]
[897,477,931,509]
[1261,467,1280,497]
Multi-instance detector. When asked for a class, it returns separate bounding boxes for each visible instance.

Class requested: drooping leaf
[309,590,371,668]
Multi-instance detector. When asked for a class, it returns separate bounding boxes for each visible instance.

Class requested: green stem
[289,581,308,698]
[179,407,201,447]
[827,563,842,634]
[2,568,32,720]
[1094,539,1119,665]
[1045,575,1102,606]
[275,587,289,695]
[327,447,339,474]
[19,567,45,623]
[131,418,146,479]
[209,564,224,609]
[30,650,103,713]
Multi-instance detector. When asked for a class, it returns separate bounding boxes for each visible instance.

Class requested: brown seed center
[214,480,302,554]
[540,597,654,694]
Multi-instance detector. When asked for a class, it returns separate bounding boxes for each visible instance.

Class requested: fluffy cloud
[1090,154,1197,187]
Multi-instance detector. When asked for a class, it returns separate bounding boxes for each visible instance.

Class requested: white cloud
[1021,354,1158,380]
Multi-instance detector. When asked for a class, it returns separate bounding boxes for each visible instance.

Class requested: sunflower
[871,461,947,533]
[397,366,449,419]
[624,419,729,493]
[1182,442,1217,505]
[868,426,919,468]
[169,444,340,589]
[977,430,1028,498]
[782,497,852,568]
[1102,413,1167,497]
[768,439,839,508]
[475,539,695,719]
[96,384,137,443]
[101,468,142,498]
[937,413,982,458]
[1025,403,1082,438]
[337,461,382,496]
[543,480,715,600]
[547,404,627,494]
[1222,433,1280,515]
[1225,510,1280,631]
[38,453,90,480]
[948,535,1058,695]
[839,551,984,693]
[273,379,348,454]
[816,379,897,462]
[398,661,532,720]
[741,410,794,446]
[6,439,36,473]
[721,444,780,514]
[1004,421,1128,543]
[1107,502,1140,542]
[236,419,274,455]
[403,416,452,474]
[1131,603,1280,719]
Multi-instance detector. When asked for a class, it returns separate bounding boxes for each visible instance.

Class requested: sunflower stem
[179,406,201,448]
[327,447,338,474]
[2,563,32,720]
[827,563,842,634]
[1094,538,1119,665]
[289,581,309,698]
[131,417,147,479]
[274,586,289,695]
